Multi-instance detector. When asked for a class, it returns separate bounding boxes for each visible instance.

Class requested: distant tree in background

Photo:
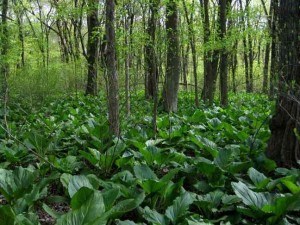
[267,0,300,167]
[0,0,9,101]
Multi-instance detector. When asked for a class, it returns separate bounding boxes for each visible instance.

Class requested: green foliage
[0,93,299,224]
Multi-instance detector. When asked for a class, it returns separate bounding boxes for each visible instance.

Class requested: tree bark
[267,0,300,168]
[162,0,180,112]
[105,0,120,136]
[145,0,159,99]
[85,0,99,95]
[200,0,219,104]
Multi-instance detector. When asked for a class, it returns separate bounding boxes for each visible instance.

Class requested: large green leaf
[68,175,94,197]
[247,168,270,189]
[0,167,36,202]
[189,135,218,157]
[56,187,106,225]
[104,191,145,219]
[165,191,194,224]
[134,164,157,180]
[142,206,169,225]
[232,181,272,209]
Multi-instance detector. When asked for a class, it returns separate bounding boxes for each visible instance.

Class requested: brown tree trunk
[267,0,300,168]
[162,0,180,112]
[85,0,99,95]
[200,0,219,104]
[105,0,120,136]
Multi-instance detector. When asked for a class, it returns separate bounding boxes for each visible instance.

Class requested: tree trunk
[200,0,219,104]
[85,0,99,96]
[145,0,159,99]
[267,0,300,168]
[262,43,270,93]
[269,0,279,98]
[182,0,199,107]
[1,0,9,101]
[181,45,189,91]
[162,0,180,112]
[105,0,120,136]
[219,0,228,106]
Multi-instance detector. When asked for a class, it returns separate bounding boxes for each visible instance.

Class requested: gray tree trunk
[105,0,120,136]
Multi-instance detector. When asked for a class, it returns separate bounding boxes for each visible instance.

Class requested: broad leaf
[232,181,272,209]
[166,191,194,224]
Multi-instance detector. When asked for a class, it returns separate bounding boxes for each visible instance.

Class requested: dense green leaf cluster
[0,93,299,224]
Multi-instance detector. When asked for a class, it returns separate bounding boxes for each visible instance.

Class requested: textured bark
[162,0,180,112]
[145,0,159,99]
[267,0,300,168]
[105,0,120,136]
[85,0,99,95]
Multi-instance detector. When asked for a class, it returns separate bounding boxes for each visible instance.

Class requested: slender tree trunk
[239,0,251,93]
[1,0,9,101]
[219,0,228,106]
[145,0,159,99]
[182,0,199,107]
[200,0,219,104]
[267,0,300,168]
[85,0,99,95]
[124,9,134,117]
[261,0,272,94]
[105,0,120,136]
[162,0,180,112]
[181,45,189,91]
[262,43,270,93]
[269,0,279,98]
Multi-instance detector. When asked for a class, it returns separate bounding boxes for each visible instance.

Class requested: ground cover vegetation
[0,0,299,224]
[0,93,299,225]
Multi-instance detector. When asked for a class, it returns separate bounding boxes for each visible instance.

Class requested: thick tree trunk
[105,0,120,136]
[85,0,99,95]
[267,0,300,168]
[162,0,180,112]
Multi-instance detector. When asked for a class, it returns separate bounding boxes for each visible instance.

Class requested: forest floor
[0,93,299,225]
